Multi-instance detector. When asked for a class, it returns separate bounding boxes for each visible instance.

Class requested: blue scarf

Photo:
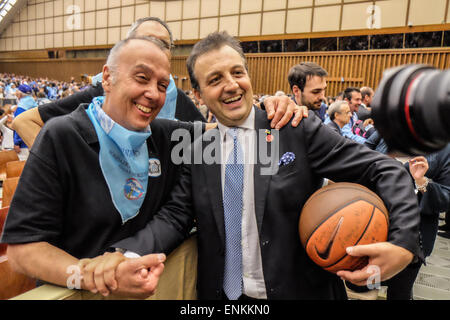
[91,72,103,86]
[86,96,151,223]
[156,74,178,120]
[18,95,37,111]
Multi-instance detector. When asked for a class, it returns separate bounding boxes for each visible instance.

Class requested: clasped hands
[78,252,166,299]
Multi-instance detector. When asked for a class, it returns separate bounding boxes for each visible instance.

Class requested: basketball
[299,182,389,273]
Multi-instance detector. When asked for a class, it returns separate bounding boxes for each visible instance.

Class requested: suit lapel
[253,107,274,234]
[201,129,226,245]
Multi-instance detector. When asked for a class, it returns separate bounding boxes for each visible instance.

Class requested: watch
[415,177,429,193]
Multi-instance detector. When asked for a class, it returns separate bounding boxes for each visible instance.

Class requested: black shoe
[438,231,450,239]
[438,224,450,231]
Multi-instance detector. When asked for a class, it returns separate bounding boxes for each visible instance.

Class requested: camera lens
[371,64,450,155]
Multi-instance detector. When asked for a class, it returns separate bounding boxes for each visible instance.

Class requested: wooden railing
[172,47,450,96]
[0,48,449,96]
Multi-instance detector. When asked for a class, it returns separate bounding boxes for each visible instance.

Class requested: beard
[301,93,322,110]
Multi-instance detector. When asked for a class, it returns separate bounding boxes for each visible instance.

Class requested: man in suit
[83,31,422,300]
[325,87,367,144]
[287,62,328,122]
[326,101,351,136]
[385,145,450,299]
[357,86,374,121]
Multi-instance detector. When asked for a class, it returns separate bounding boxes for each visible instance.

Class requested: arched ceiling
[0,0,27,37]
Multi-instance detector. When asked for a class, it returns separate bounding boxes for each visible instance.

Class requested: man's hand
[205,122,218,131]
[336,242,413,287]
[79,251,126,296]
[80,251,166,299]
[114,253,166,299]
[263,95,308,129]
[408,156,429,185]
[363,118,374,127]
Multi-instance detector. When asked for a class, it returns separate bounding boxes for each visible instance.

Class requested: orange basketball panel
[305,200,374,268]
[299,182,389,245]
[324,209,388,273]
[356,208,389,245]
[325,255,369,273]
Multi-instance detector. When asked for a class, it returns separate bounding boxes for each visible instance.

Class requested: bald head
[101,37,171,131]
[127,18,173,58]
[106,36,169,83]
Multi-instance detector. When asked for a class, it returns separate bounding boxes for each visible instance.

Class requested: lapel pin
[265,129,273,142]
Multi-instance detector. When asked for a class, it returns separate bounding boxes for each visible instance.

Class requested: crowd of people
[0,16,448,303]
[0,73,92,159]
[0,73,89,103]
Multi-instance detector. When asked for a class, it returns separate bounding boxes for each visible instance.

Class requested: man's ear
[101,65,113,93]
[193,89,204,106]
[292,85,301,102]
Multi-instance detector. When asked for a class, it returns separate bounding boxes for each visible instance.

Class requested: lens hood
[372,64,449,155]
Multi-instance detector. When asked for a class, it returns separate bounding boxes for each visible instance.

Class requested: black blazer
[404,144,450,257]
[326,120,342,135]
[114,108,422,300]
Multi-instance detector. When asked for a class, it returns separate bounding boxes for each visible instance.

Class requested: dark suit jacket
[114,108,422,300]
[404,144,450,257]
[326,120,342,135]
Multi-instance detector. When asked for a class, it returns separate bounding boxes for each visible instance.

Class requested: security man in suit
[82,31,422,300]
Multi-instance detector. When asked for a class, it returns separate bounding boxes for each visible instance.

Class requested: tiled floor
[376,213,450,300]
[412,213,450,300]
[342,212,450,301]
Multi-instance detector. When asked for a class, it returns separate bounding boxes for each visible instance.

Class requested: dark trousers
[384,263,422,300]
[345,262,422,300]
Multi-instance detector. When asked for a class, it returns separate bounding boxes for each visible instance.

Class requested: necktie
[223,128,244,300]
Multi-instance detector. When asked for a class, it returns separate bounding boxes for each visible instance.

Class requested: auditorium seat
[0,206,36,300]
[1,177,20,208]
[6,160,26,179]
[0,150,19,181]
[0,206,8,256]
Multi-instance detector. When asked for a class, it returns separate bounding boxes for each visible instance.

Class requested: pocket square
[278,152,295,166]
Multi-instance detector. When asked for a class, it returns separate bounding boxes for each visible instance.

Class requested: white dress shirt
[217,107,267,299]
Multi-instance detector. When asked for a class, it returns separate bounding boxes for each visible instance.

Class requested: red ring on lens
[404,75,423,143]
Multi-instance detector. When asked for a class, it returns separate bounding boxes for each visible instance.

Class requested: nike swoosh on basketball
[315,216,344,260]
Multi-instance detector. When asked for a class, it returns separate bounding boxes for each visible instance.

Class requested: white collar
[217,107,255,137]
